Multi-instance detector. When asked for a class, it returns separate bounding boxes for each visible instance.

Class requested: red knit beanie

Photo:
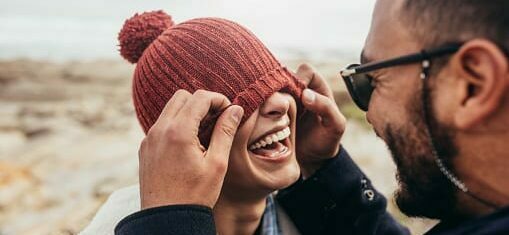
[118,10,305,146]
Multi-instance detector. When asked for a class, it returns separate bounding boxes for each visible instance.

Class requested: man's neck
[213,193,268,235]
[454,131,509,217]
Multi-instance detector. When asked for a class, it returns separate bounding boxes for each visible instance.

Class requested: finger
[158,89,192,120]
[206,105,244,163]
[296,63,333,98]
[178,90,232,127]
[301,89,345,129]
[295,63,314,85]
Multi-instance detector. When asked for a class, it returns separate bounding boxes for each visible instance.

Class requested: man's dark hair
[401,0,509,54]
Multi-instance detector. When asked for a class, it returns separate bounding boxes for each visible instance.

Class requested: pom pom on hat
[118,10,174,63]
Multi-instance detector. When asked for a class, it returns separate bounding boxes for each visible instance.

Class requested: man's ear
[450,39,508,130]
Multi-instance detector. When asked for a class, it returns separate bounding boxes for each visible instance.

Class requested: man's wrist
[300,162,325,179]
[115,204,216,235]
[141,193,213,210]
[299,146,342,179]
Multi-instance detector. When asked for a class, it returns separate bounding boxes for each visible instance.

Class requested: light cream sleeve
[79,185,140,235]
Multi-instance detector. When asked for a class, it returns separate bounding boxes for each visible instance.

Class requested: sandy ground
[0,59,436,234]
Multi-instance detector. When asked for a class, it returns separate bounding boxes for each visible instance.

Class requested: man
[115,0,509,234]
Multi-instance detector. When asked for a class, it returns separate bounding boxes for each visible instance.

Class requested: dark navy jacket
[114,148,509,235]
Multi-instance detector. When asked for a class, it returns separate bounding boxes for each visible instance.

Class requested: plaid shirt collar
[259,194,282,235]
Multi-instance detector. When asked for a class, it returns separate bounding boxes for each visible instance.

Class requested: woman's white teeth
[249,127,290,151]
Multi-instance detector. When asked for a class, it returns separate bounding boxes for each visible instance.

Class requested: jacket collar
[426,206,509,235]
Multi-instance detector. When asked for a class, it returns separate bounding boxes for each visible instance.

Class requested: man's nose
[260,92,290,119]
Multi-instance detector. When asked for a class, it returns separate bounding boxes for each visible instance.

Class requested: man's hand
[138,89,244,209]
[295,64,346,178]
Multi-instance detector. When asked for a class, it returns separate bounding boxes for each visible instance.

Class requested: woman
[81,10,306,235]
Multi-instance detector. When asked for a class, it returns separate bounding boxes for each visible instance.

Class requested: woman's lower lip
[248,139,292,163]
[250,148,292,163]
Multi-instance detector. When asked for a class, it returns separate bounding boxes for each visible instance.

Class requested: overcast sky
[0,0,376,60]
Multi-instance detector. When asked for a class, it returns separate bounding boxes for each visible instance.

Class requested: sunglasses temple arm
[353,54,427,74]
[345,44,462,76]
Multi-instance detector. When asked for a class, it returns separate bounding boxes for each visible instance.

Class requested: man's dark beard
[384,79,459,220]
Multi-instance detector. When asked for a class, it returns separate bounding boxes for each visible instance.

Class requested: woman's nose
[259,92,290,119]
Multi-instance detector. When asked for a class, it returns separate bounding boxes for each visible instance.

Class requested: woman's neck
[213,193,268,235]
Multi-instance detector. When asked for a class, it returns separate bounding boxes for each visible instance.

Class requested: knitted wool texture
[118,10,305,146]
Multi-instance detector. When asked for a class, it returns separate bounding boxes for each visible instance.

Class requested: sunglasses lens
[342,65,374,111]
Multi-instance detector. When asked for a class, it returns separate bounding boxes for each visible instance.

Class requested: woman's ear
[450,39,509,130]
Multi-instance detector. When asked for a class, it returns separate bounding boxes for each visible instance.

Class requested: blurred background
[0,0,436,234]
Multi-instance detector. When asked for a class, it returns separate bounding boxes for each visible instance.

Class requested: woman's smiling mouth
[248,127,292,162]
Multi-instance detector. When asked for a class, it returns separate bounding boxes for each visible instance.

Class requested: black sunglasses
[339,43,463,111]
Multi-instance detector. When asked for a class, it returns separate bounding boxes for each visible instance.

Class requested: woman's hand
[138,89,244,209]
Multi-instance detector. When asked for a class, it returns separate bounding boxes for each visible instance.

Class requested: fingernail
[303,89,316,104]
[231,106,244,123]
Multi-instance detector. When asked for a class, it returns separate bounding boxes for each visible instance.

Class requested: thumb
[206,105,244,161]
[302,88,345,128]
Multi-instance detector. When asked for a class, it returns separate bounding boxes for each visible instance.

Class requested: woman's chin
[225,147,300,196]
[257,159,301,191]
